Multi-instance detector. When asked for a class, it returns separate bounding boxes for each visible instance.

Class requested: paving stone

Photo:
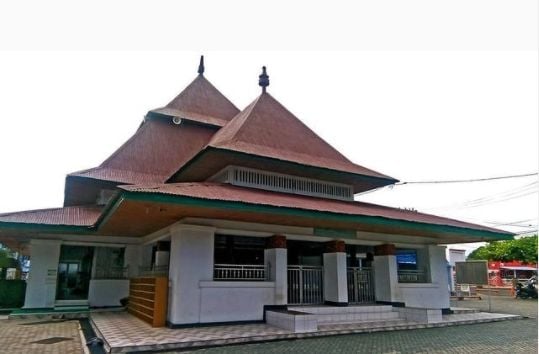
[0,318,83,354]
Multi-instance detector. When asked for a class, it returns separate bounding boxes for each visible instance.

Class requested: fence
[287,265,324,304]
[347,267,375,303]
[213,264,267,280]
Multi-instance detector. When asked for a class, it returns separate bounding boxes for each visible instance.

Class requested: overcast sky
[0,1,537,254]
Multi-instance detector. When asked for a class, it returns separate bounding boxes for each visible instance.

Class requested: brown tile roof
[69,119,216,184]
[120,182,510,235]
[0,206,102,226]
[150,75,240,124]
[207,93,396,182]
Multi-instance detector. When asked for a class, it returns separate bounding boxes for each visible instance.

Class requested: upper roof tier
[149,74,240,126]
[168,92,398,192]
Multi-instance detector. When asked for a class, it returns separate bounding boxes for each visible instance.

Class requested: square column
[323,240,348,305]
[264,235,287,305]
[373,243,400,304]
[168,225,215,325]
[427,245,450,309]
[24,239,61,308]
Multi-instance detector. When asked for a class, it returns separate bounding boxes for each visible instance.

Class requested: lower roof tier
[0,183,513,246]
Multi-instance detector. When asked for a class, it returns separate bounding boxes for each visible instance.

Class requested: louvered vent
[210,166,353,201]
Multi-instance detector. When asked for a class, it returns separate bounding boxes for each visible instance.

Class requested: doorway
[56,245,94,300]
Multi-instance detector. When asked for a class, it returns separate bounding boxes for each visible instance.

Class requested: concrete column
[323,240,348,305]
[24,239,61,309]
[373,243,400,304]
[124,245,141,278]
[427,245,450,309]
[168,225,215,325]
[264,235,287,305]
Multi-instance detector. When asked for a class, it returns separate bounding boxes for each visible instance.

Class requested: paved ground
[0,318,84,354]
[0,296,534,353]
[175,296,537,354]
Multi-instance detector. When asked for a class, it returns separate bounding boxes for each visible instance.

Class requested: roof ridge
[208,94,263,147]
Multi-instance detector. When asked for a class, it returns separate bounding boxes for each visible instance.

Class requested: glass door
[56,246,94,300]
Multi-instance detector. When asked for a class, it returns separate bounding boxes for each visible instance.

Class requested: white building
[0,57,513,327]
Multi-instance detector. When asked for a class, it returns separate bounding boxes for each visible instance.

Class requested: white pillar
[24,239,61,308]
[427,245,450,309]
[264,248,287,304]
[373,244,400,304]
[323,252,348,305]
[124,245,140,278]
[168,225,215,325]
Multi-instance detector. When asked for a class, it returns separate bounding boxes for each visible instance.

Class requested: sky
[0,1,537,255]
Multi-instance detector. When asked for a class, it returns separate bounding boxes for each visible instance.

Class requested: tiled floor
[91,310,522,353]
[91,312,291,353]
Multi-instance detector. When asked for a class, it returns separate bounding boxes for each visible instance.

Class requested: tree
[467,235,538,263]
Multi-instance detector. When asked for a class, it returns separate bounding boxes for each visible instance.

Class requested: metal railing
[138,265,169,276]
[93,266,129,280]
[213,264,267,280]
[347,267,375,303]
[287,265,324,304]
[398,269,428,283]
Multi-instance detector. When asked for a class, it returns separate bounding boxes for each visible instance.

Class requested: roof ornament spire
[197,55,205,75]
[258,66,269,93]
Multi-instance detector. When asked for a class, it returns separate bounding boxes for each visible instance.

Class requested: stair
[266,305,411,333]
[288,305,399,325]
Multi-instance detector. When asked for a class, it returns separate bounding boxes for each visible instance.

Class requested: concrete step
[318,318,410,329]
[450,307,480,314]
[316,310,400,324]
[287,305,394,315]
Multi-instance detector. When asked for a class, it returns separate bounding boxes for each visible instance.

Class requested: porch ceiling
[95,190,513,244]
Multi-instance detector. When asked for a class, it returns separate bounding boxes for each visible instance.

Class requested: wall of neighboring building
[23,239,61,308]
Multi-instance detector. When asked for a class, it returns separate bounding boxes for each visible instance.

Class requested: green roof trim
[314,228,357,239]
[0,221,92,233]
[122,191,514,241]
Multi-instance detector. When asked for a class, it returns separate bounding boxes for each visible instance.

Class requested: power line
[396,172,538,185]
[423,181,538,211]
[356,172,538,197]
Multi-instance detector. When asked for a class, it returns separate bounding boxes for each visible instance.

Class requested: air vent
[210,166,353,201]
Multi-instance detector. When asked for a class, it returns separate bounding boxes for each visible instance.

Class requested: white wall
[199,281,275,322]
[397,245,450,309]
[168,225,215,325]
[88,279,129,307]
[24,239,61,308]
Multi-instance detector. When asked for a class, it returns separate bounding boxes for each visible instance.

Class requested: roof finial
[258,66,269,93]
[198,55,205,75]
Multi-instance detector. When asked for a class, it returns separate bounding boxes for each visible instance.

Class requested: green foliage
[467,235,538,263]
[0,249,10,269]
[0,280,26,308]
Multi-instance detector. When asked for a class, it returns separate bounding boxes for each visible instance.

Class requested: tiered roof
[0,58,513,245]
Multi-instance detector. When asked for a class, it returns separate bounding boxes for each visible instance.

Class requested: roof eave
[115,190,513,242]
[167,146,399,191]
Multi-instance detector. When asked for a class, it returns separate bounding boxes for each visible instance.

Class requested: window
[396,248,430,283]
[396,249,417,270]
[213,235,266,280]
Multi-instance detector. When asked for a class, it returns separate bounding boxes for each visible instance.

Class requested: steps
[266,305,407,333]
[288,305,399,325]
